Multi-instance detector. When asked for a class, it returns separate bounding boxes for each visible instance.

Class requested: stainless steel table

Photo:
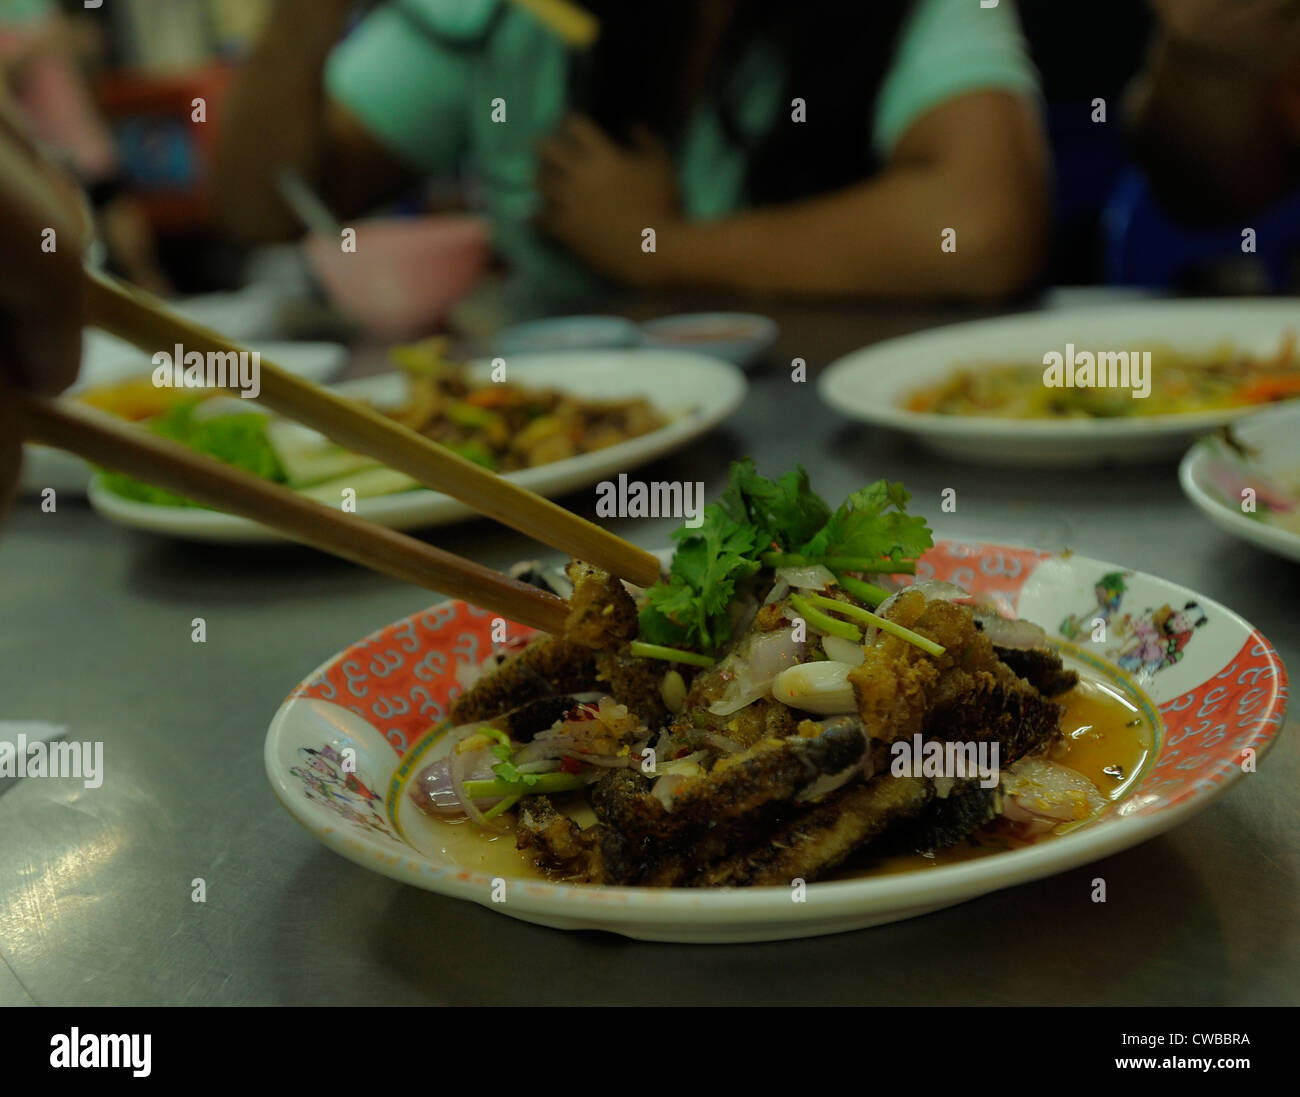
[1,297,1296,1006]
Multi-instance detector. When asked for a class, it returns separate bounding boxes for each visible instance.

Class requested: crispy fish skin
[565,559,672,726]
[592,723,868,845]
[595,647,668,730]
[516,796,602,881]
[690,775,934,887]
[926,662,1064,764]
[845,591,988,745]
[708,697,798,749]
[994,646,1080,697]
[594,773,801,887]
[448,636,598,724]
[564,560,640,648]
[845,589,1070,762]
[868,778,997,857]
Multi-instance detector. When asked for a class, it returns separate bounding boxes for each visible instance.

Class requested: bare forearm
[656,165,1045,301]
[215,1,351,241]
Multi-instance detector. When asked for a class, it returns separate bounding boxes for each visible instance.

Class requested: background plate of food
[21,339,348,495]
[84,346,746,543]
[818,300,1300,467]
[263,465,1286,942]
[1180,402,1300,564]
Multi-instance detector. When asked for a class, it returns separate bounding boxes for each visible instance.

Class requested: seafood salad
[410,460,1120,886]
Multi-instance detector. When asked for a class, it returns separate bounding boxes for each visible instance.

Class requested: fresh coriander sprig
[635,461,933,657]
[464,773,590,799]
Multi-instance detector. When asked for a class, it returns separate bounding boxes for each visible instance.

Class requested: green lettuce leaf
[99,399,285,508]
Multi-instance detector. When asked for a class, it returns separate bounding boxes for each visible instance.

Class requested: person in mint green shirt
[218,0,1048,303]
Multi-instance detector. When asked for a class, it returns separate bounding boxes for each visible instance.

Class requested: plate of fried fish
[265,462,1287,942]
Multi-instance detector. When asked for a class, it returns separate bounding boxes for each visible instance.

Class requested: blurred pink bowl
[303,214,491,340]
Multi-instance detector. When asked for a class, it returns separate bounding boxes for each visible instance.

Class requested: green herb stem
[761,551,917,576]
[463,773,590,800]
[628,640,715,667]
[760,552,810,568]
[833,572,890,606]
[479,726,512,750]
[787,594,863,642]
[480,794,521,821]
[824,556,917,575]
[800,592,946,657]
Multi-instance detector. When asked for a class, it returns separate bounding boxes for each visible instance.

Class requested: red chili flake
[559,756,585,774]
[674,747,692,759]
[565,702,600,722]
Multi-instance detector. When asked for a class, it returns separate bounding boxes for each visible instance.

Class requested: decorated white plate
[264,541,1287,943]
[818,300,1300,467]
[84,349,747,543]
[1180,402,1300,564]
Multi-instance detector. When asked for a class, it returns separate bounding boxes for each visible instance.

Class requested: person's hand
[0,102,87,522]
[535,116,682,287]
[1150,0,1300,65]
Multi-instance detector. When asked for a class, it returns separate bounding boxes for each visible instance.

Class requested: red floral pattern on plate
[290,603,536,756]
[1133,631,1287,811]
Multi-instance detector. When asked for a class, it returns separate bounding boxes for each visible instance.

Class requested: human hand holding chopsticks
[0,98,88,520]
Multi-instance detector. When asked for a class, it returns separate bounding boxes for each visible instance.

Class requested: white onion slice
[821,634,866,667]
[775,564,837,591]
[651,773,688,810]
[876,579,971,617]
[975,612,1049,650]
[762,579,791,606]
[707,627,805,716]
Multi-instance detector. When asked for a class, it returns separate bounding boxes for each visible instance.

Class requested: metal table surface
[1,295,1296,1007]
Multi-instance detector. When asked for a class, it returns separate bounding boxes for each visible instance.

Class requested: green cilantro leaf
[634,463,932,658]
[719,459,830,551]
[490,759,541,787]
[799,480,932,563]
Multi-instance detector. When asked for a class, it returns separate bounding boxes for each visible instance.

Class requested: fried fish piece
[689,775,934,887]
[564,560,640,648]
[849,591,1000,743]
[515,796,602,881]
[594,646,669,730]
[994,646,1080,697]
[865,778,997,857]
[591,722,868,846]
[448,636,598,724]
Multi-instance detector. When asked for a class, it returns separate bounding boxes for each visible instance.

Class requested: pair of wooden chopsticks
[12,268,660,634]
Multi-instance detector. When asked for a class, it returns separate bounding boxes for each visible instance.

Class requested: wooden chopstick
[82,269,662,590]
[14,391,571,635]
[506,0,598,46]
